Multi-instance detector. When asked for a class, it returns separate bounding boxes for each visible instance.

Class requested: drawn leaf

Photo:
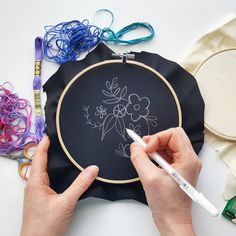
[106,81,111,89]
[120,86,127,99]
[147,118,158,127]
[145,115,158,127]
[115,150,122,156]
[114,88,120,95]
[102,90,111,97]
[83,105,89,112]
[101,114,116,141]
[103,98,120,104]
[118,143,123,150]
[146,115,157,121]
[115,117,126,140]
[112,77,118,83]
[112,84,118,89]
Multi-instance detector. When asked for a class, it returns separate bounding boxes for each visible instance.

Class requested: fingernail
[85,165,99,178]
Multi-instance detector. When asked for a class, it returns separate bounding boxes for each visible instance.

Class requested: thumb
[130,143,160,184]
[63,165,99,202]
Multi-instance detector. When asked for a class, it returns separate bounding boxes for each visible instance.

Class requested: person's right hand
[130,128,202,236]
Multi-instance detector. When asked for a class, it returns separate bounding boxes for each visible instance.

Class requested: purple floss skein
[33,37,46,143]
[0,83,36,154]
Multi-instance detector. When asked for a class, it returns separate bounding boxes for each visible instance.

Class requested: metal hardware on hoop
[111,52,135,63]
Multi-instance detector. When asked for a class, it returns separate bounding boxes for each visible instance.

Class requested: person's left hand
[20,135,99,236]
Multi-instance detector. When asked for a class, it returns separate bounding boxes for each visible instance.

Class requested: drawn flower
[113,104,126,118]
[83,78,157,146]
[115,143,130,158]
[126,94,150,122]
[128,123,141,136]
[95,105,107,119]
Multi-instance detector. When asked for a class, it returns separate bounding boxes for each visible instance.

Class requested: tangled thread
[0,83,36,154]
[44,19,101,64]
[44,18,155,64]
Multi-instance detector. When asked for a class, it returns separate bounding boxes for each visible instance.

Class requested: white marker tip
[126,128,133,135]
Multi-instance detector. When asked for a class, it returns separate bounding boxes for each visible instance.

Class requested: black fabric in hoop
[43,43,204,204]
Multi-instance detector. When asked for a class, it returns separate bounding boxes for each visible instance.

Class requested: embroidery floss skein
[43,11,155,64]
[33,37,45,143]
[44,19,101,64]
[0,83,36,155]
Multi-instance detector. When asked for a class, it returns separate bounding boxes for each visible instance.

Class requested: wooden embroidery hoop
[56,59,182,184]
[194,48,236,141]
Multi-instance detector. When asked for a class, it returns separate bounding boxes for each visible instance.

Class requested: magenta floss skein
[33,37,46,143]
[0,83,36,154]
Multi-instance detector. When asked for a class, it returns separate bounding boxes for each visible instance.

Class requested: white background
[0,0,236,235]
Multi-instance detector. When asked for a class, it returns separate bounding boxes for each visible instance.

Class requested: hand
[130,128,202,236]
[20,136,99,236]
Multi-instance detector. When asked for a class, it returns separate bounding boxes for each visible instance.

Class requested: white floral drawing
[128,123,141,136]
[115,143,130,158]
[83,106,103,129]
[95,105,107,119]
[83,77,158,158]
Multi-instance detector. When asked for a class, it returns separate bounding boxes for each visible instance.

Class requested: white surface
[0,0,236,235]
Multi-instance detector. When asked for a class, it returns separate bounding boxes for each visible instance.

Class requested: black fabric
[59,62,180,181]
[43,43,204,204]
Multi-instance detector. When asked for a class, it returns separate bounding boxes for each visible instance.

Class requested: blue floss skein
[44,19,101,64]
[43,11,155,64]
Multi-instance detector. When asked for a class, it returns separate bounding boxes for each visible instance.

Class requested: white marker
[126,128,219,217]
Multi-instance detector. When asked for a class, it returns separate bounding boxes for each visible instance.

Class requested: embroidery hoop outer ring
[56,59,182,184]
[194,48,236,141]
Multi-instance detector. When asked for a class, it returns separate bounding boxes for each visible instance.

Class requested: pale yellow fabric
[195,49,236,139]
[181,16,236,200]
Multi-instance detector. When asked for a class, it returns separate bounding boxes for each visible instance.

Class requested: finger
[175,127,193,150]
[144,136,170,152]
[30,135,50,176]
[144,128,193,164]
[63,165,99,202]
[130,143,160,182]
[150,128,186,153]
[143,136,151,142]
[157,150,173,164]
[145,134,160,153]
[139,137,174,165]
[144,134,176,151]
